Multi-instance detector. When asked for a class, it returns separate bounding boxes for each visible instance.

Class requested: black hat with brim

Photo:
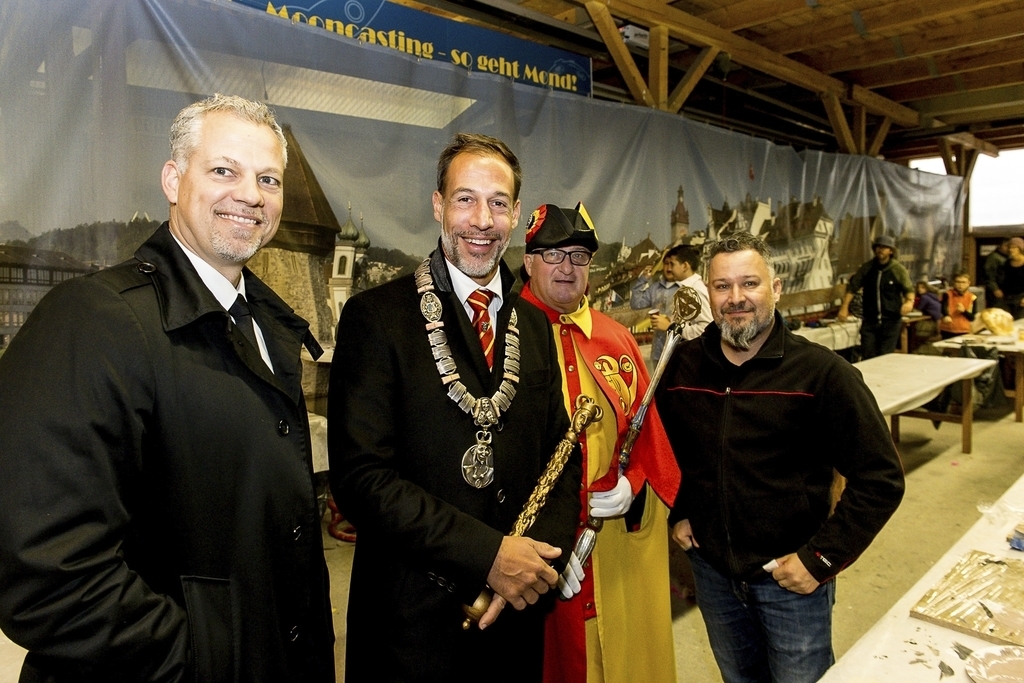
[524,203,599,253]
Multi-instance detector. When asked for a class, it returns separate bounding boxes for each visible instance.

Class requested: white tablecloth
[821,472,1024,683]
[853,353,997,415]
[792,320,860,351]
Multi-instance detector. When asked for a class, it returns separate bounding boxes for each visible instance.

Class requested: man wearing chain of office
[328,133,581,681]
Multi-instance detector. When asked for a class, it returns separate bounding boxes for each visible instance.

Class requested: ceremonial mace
[461,394,604,630]
[573,284,703,565]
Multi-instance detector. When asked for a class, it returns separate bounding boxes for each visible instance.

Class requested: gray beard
[440,229,510,280]
[720,307,774,351]
[211,228,263,264]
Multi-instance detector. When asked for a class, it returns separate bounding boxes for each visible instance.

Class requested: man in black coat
[0,95,334,682]
[328,134,581,681]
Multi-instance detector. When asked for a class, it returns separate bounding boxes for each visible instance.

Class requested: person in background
[837,233,914,358]
[914,280,942,321]
[657,232,905,683]
[519,203,679,683]
[998,237,1024,319]
[984,238,1011,310]
[939,273,978,339]
[328,133,580,681]
[0,94,335,681]
[631,244,712,365]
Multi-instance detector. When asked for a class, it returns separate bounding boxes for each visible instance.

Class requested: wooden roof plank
[804,9,1024,74]
[760,0,1008,56]
[573,0,920,125]
[697,0,813,32]
[883,63,1024,103]
[846,38,1024,89]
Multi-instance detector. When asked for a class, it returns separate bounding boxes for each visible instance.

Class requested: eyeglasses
[531,249,593,266]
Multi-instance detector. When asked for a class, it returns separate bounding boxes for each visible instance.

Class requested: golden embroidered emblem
[593,354,637,414]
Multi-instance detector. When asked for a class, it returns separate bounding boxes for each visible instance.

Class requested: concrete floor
[1,404,1021,682]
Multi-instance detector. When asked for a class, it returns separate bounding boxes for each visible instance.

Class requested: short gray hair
[169,94,287,172]
[706,232,776,280]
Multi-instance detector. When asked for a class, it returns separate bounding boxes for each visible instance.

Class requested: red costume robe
[522,284,680,683]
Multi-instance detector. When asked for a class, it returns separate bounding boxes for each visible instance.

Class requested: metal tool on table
[461,394,603,630]
[571,285,703,566]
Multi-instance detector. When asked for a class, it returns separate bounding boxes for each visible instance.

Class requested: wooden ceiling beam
[584,1,655,107]
[804,9,1024,74]
[913,83,1024,118]
[846,39,1024,89]
[847,84,915,125]
[943,132,999,158]
[571,0,920,126]
[668,45,719,114]
[883,63,1024,103]
[933,101,1024,126]
[761,0,1005,56]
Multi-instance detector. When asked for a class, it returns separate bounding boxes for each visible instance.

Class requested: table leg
[899,324,909,354]
[890,415,900,443]
[1016,353,1023,423]
[961,377,974,454]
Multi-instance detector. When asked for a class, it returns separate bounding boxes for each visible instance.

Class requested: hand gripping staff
[573,285,704,566]
[461,394,603,629]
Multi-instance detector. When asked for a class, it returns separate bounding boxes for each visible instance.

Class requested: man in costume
[658,232,905,683]
[519,203,680,683]
[328,134,581,681]
[0,94,335,681]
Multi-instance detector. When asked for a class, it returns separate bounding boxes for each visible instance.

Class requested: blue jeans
[688,549,835,683]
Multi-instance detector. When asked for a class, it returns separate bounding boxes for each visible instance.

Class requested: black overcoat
[0,224,335,682]
[328,247,581,682]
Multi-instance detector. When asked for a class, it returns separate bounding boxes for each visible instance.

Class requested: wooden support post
[585,2,655,107]
[822,93,856,154]
[649,25,669,111]
[668,46,719,114]
[866,117,891,158]
[852,104,867,155]
[961,377,974,454]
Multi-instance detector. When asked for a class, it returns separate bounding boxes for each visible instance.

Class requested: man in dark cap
[519,203,680,683]
[838,233,914,358]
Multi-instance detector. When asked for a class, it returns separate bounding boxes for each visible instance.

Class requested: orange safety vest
[939,289,977,334]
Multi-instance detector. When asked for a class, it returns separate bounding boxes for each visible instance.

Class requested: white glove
[589,476,634,518]
[557,551,585,599]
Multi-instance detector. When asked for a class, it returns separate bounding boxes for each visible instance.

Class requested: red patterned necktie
[467,288,496,369]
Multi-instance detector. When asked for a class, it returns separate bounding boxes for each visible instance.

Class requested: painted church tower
[671,185,690,245]
[330,203,360,322]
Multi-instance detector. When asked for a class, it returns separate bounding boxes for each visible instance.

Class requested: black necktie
[229,294,259,351]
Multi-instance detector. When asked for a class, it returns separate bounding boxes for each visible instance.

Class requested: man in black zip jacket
[657,232,905,683]
[837,233,915,359]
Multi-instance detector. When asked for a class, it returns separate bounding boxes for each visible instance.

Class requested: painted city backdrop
[0,0,964,347]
